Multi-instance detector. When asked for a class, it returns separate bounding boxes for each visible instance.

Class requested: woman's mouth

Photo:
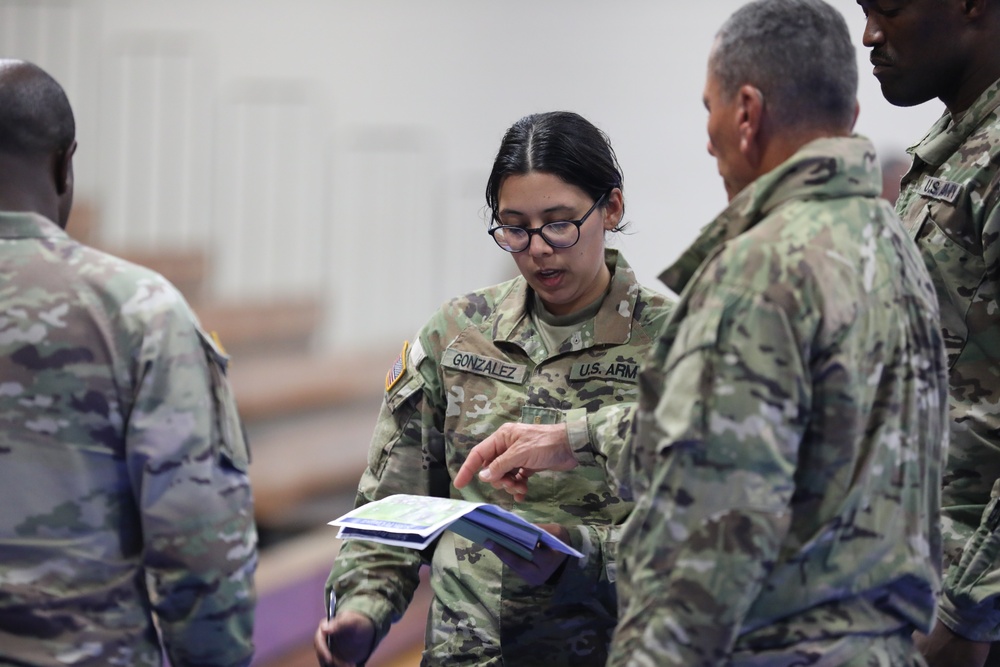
[536,268,564,289]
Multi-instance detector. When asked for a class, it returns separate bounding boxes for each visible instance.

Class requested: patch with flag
[385,340,409,392]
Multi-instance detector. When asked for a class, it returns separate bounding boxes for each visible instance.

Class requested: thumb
[482,449,521,482]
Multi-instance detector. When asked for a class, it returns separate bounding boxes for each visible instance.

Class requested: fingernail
[479,469,492,481]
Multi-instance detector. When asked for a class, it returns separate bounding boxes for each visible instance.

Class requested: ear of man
[737,84,765,169]
[53,140,76,196]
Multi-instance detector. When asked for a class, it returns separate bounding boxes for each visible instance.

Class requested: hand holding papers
[328,493,583,561]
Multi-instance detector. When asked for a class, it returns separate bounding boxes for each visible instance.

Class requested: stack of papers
[329,493,583,561]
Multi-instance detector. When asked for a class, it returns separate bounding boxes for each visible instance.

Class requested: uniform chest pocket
[912,204,985,357]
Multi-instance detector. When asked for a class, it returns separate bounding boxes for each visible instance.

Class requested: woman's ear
[603,187,624,231]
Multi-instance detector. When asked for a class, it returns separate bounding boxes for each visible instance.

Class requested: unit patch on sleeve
[917,176,962,204]
[569,359,639,384]
[441,349,527,384]
[385,340,409,392]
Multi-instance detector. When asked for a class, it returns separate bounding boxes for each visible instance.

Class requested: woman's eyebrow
[499,203,577,217]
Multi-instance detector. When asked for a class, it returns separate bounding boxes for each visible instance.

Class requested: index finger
[454,436,501,489]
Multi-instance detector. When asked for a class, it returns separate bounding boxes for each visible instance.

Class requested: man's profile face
[703,63,752,202]
[857,0,966,107]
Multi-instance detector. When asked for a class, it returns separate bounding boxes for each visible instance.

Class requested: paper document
[328,493,583,561]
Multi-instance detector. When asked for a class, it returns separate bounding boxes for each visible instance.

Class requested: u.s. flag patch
[385,340,409,392]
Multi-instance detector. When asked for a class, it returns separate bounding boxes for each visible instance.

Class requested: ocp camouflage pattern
[608,136,948,666]
[327,249,673,666]
[895,76,1000,643]
[0,212,257,667]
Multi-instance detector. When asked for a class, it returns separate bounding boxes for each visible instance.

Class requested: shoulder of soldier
[73,244,188,308]
[384,279,519,400]
[635,283,674,313]
[631,283,676,335]
[691,204,841,320]
[70,243,204,346]
[420,278,518,343]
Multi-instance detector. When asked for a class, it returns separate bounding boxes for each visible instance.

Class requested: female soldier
[314,110,673,666]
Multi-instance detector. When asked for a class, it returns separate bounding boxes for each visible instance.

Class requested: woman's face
[495,172,621,316]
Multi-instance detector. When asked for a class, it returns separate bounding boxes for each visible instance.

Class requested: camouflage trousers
[729,631,924,667]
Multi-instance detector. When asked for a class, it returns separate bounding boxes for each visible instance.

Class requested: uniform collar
[659,134,882,294]
[910,76,1000,168]
[492,248,638,354]
[0,210,66,239]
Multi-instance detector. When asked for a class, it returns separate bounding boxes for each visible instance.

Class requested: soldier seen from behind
[0,60,257,667]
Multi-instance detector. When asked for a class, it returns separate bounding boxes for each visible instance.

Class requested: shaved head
[0,59,75,157]
[0,60,77,226]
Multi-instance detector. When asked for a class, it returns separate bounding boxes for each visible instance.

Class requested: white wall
[0,0,944,349]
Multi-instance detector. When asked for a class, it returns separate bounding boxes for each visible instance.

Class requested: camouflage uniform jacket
[0,212,257,667]
[895,76,1000,643]
[608,136,949,666]
[327,249,673,666]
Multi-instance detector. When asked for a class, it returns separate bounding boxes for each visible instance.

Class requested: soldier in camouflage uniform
[460,2,949,665]
[0,60,257,666]
[858,1,1000,664]
[313,111,673,666]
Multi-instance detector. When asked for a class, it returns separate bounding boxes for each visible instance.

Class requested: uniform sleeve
[326,335,449,651]
[125,293,256,667]
[938,195,1000,642]
[557,401,641,606]
[567,403,637,500]
[609,287,806,666]
[938,479,1000,641]
[558,380,657,604]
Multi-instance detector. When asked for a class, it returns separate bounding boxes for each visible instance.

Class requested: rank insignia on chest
[917,176,962,204]
[385,341,409,392]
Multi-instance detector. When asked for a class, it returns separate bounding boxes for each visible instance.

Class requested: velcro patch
[570,360,639,384]
[441,349,527,384]
[917,176,962,204]
[385,341,409,392]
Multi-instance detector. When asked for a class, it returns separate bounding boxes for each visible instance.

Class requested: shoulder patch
[210,330,228,356]
[917,176,962,204]
[197,328,230,371]
[385,341,409,392]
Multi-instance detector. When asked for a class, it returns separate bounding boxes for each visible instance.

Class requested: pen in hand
[326,591,337,651]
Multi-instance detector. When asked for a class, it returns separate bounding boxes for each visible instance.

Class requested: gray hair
[711,0,858,131]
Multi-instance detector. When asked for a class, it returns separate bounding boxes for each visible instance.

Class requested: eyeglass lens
[492,222,579,252]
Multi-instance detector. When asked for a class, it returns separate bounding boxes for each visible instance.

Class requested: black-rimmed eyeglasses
[488,191,608,253]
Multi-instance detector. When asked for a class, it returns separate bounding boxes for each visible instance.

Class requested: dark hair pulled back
[485,111,624,225]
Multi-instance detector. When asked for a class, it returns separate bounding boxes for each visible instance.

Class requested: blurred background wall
[0,2,947,665]
[1,0,941,351]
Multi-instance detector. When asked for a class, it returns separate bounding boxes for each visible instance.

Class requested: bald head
[0,59,75,158]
